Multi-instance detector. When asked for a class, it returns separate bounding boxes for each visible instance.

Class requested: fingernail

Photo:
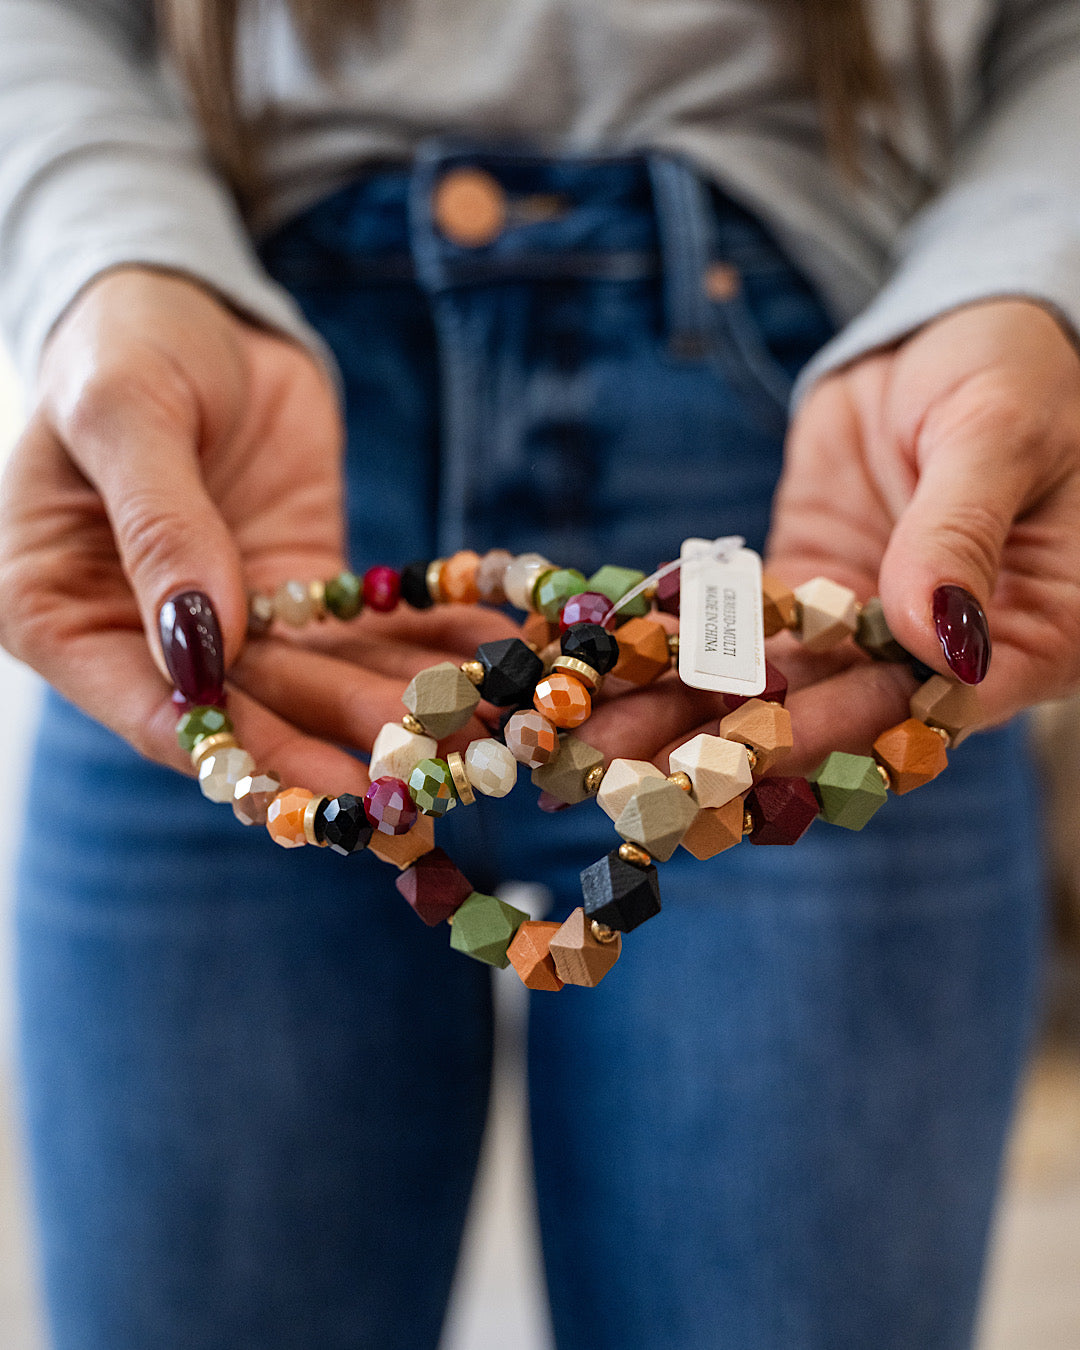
[159,590,225,705]
[932,585,990,685]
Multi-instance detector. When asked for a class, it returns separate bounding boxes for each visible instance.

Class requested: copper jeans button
[432,167,507,247]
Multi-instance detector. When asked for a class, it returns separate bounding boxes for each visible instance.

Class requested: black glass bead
[560,622,620,676]
[401,559,435,610]
[475,637,544,706]
[580,848,662,933]
[321,794,374,856]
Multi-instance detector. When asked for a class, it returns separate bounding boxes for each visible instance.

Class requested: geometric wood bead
[369,721,438,784]
[613,777,699,861]
[580,848,662,932]
[909,675,981,747]
[475,636,544,707]
[367,813,436,869]
[548,907,622,987]
[717,698,793,774]
[531,736,604,806]
[744,776,819,845]
[507,921,565,991]
[402,661,481,739]
[807,751,888,830]
[504,709,560,768]
[793,576,859,653]
[587,564,649,620]
[449,891,529,968]
[610,617,671,684]
[667,733,752,808]
[761,572,798,637]
[722,659,788,711]
[395,847,474,926]
[873,717,949,794]
[855,596,910,663]
[595,758,666,822]
[680,795,746,859]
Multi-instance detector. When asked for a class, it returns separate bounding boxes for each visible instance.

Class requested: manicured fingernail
[932,585,990,685]
[159,590,225,704]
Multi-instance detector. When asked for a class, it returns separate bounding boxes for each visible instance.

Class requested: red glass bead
[559,591,615,634]
[723,661,789,712]
[745,776,819,845]
[363,565,401,613]
[363,776,418,835]
[395,847,474,926]
[656,565,680,616]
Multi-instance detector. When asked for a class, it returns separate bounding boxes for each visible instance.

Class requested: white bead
[793,577,859,653]
[274,579,314,627]
[369,722,438,783]
[504,553,552,611]
[198,747,256,803]
[668,733,752,808]
[596,758,665,822]
[464,738,518,797]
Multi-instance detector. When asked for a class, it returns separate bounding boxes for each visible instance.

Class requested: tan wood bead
[402,661,481,739]
[667,732,753,808]
[610,617,671,685]
[548,907,622,987]
[909,675,982,747]
[595,758,666,822]
[613,777,700,861]
[507,921,565,991]
[531,736,605,805]
[680,795,747,859]
[872,718,948,795]
[793,577,859,652]
[717,698,793,774]
[368,814,436,869]
[761,572,798,638]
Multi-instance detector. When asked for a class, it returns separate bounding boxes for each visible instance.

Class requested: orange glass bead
[266,786,313,849]
[534,672,592,729]
[440,550,482,604]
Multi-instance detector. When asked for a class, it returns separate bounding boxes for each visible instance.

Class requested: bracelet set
[162,549,981,992]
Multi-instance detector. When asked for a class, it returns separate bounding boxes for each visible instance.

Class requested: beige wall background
[0,351,1076,1348]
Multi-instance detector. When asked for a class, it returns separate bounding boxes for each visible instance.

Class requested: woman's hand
[0,268,512,792]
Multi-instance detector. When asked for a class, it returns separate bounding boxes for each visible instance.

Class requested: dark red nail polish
[159,590,225,705]
[932,585,990,685]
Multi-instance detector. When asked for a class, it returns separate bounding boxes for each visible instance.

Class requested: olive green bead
[176,706,232,753]
[408,757,458,817]
[588,564,649,619]
[324,570,364,620]
[534,568,587,621]
[808,751,888,830]
[450,891,529,968]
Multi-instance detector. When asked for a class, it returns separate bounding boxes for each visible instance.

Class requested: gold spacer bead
[460,659,486,687]
[745,746,758,772]
[583,764,606,795]
[190,732,238,770]
[667,771,693,793]
[446,751,476,806]
[590,920,620,945]
[550,655,603,693]
[876,763,892,791]
[303,794,331,846]
[667,632,680,661]
[308,578,327,620]
[401,712,427,736]
[618,841,652,869]
[426,559,446,604]
[643,585,658,602]
[928,724,951,744]
[743,810,754,836]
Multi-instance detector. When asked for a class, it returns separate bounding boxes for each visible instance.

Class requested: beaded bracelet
[164,548,981,993]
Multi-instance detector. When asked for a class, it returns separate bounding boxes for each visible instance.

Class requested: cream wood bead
[667,733,753,808]
[596,758,665,822]
[370,722,438,783]
[464,738,518,798]
[504,553,553,610]
[793,577,859,652]
[198,746,256,804]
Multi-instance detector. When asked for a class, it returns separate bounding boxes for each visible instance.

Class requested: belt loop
[647,156,716,359]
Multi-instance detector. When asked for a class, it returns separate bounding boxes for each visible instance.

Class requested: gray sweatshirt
[0,0,1078,401]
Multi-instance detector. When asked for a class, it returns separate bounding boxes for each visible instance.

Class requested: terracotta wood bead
[613,777,700,861]
[266,787,314,848]
[873,718,948,794]
[909,675,981,746]
[534,672,592,728]
[717,698,793,774]
[507,921,565,991]
[761,572,798,637]
[548,907,622,987]
[793,577,859,652]
[667,733,752,808]
[596,758,666,822]
[522,612,558,648]
[680,795,746,859]
[440,550,482,604]
[368,813,436,868]
[610,617,671,685]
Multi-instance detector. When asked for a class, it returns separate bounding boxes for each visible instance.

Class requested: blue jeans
[16,146,1044,1350]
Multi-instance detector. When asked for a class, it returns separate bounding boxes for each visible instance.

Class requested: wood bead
[610,617,671,684]
[580,848,661,932]
[745,777,818,845]
[596,758,666,822]
[717,699,793,774]
[402,661,481,739]
[667,733,752,808]
[367,814,436,869]
[909,675,981,747]
[855,596,909,663]
[507,921,565,991]
[369,721,438,784]
[873,717,948,794]
[534,672,592,729]
[395,847,474,926]
[761,572,798,637]
[723,660,788,711]
[548,907,622,987]
[531,735,604,805]
[522,612,558,648]
[793,577,859,652]
[807,751,888,830]
[588,564,649,620]
[680,796,746,859]
[613,777,699,861]
[440,550,481,604]
[449,891,529,968]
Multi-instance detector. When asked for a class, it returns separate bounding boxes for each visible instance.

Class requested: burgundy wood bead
[722,661,788,712]
[363,565,401,613]
[395,847,474,926]
[656,564,680,616]
[559,591,615,634]
[159,590,225,706]
[745,776,819,845]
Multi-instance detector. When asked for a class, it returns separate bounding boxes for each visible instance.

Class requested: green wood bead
[588,564,649,619]
[324,570,363,620]
[450,891,529,968]
[531,735,605,805]
[176,706,232,753]
[808,751,888,830]
[534,568,587,621]
[408,757,458,817]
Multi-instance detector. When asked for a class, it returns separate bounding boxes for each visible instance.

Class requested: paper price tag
[677,538,766,697]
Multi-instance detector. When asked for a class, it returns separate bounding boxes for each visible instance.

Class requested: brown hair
[159,0,908,205]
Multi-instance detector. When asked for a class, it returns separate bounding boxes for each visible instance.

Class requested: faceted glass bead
[176,705,232,753]
[504,553,553,611]
[533,673,591,729]
[558,591,614,633]
[274,579,314,627]
[400,559,435,610]
[233,770,282,827]
[534,568,587,622]
[363,565,401,613]
[610,618,670,685]
[548,907,621,987]
[408,758,458,817]
[402,662,481,739]
[368,814,435,868]
[464,738,518,797]
[580,848,662,932]
[395,847,473,926]
[745,777,819,845]
[531,735,604,806]
[476,549,514,604]
[808,751,888,830]
[324,570,363,620]
[587,564,649,619]
[321,794,374,855]
[476,637,543,706]
[656,565,680,616]
[507,922,565,991]
[722,660,788,712]
[267,787,313,848]
[504,709,560,768]
[449,891,529,968]
[364,776,418,836]
[560,622,619,675]
[613,778,699,861]
[440,550,482,604]
[369,722,438,784]
[198,746,255,804]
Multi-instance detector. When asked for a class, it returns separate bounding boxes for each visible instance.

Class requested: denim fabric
[16,146,1044,1350]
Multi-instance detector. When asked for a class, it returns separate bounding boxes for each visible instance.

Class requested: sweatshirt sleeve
[794,0,1080,403]
[0,0,331,388]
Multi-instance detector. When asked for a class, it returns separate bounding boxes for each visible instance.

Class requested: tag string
[601,536,745,627]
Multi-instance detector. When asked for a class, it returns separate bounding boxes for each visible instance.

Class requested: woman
[0,1,1078,1347]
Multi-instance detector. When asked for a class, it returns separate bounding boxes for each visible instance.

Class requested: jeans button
[433,167,507,247]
